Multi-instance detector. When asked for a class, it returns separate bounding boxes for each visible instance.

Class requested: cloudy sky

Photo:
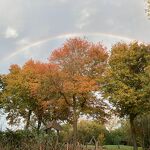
[0,0,150,74]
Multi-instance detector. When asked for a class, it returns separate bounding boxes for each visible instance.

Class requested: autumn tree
[1,61,47,130]
[2,60,70,131]
[1,64,27,126]
[21,60,49,130]
[44,38,108,150]
[101,42,150,150]
[38,63,71,124]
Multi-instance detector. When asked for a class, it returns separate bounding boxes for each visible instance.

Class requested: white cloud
[76,8,97,29]
[76,9,90,29]
[5,27,18,38]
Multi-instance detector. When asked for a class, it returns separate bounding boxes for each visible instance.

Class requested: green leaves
[101,42,150,117]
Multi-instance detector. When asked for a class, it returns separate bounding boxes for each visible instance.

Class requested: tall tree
[101,42,150,150]
[1,61,49,129]
[2,60,70,130]
[1,64,28,126]
[45,38,108,150]
[21,60,49,130]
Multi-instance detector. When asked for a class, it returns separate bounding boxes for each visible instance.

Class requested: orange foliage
[46,38,109,111]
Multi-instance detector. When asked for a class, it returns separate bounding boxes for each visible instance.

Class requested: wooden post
[39,144,43,150]
[95,141,98,150]
[66,142,69,150]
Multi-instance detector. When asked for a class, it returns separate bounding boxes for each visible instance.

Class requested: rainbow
[4,32,137,61]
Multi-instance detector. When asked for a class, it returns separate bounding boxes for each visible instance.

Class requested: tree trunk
[25,109,32,130]
[73,114,77,150]
[72,95,77,150]
[147,115,150,149]
[130,115,138,150]
[141,117,145,150]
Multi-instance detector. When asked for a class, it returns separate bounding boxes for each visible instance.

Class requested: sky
[0,0,150,74]
[0,0,150,130]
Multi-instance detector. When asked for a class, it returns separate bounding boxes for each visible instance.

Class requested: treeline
[0,38,150,150]
[0,119,149,150]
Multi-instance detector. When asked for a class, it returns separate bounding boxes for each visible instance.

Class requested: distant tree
[101,42,150,150]
[77,120,107,145]
[60,120,107,145]
[146,0,150,17]
[59,123,73,143]
[105,120,131,145]
[135,113,150,149]
[45,38,109,150]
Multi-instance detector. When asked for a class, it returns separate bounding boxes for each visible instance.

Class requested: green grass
[104,145,142,150]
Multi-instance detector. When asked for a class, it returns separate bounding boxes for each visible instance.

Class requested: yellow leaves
[9,64,21,74]
[29,82,39,97]
[102,42,150,117]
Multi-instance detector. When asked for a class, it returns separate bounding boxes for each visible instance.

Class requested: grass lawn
[104,145,142,150]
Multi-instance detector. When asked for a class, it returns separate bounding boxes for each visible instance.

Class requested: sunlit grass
[104,145,142,150]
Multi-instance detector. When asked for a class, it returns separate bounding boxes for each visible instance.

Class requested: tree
[44,38,108,150]
[1,59,70,131]
[1,64,28,126]
[77,120,106,145]
[101,42,150,150]
[21,60,49,130]
[134,113,150,149]
[60,120,107,145]
[104,119,133,145]
[146,0,150,17]
[1,61,48,130]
